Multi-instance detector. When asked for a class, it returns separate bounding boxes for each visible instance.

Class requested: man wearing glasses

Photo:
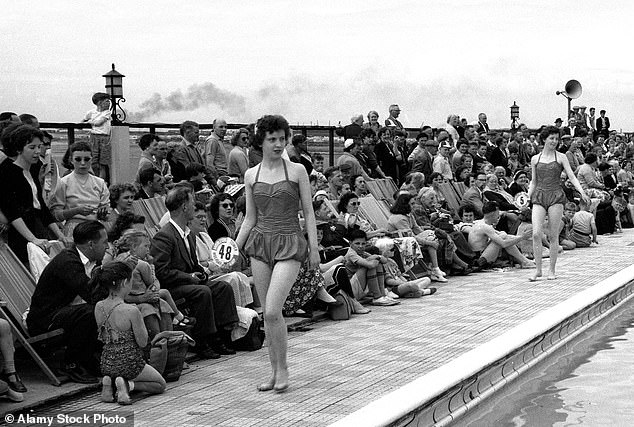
[461,173,487,217]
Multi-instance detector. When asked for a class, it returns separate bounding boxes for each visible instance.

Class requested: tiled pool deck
[2,230,632,426]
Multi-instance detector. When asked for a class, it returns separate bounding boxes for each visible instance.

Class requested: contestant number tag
[514,192,529,209]
[211,237,239,269]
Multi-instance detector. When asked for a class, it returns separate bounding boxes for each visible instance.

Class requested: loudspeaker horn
[564,79,582,99]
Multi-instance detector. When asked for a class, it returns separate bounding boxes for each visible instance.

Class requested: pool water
[460,297,634,426]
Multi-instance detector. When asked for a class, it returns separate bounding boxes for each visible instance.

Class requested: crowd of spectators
[0,102,632,404]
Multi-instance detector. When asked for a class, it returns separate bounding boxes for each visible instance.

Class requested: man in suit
[562,117,584,137]
[336,114,364,141]
[151,185,238,358]
[385,104,404,130]
[168,121,208,183]
[408,132,434,180]
[137,167,165,199]
[489,136,509,172]
[461,172,487,217]
[27,221,112,384]
[596,110,610,139]
[476,113,490,133]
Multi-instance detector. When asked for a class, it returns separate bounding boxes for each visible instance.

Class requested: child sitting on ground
[559,202,577,250]
[92,261,166,405]
[114,230,194,338]
[343,229,399,306]
[570,198,598,248]
[373,238,437,298]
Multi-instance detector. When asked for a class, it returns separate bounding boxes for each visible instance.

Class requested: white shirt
[169,218,191,253]
[76,247,95,277]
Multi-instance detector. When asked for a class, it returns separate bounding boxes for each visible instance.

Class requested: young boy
[373,238,436,298]
[570,199,598,247]
[343,229,399,306]
[83,92,112,183]
[559,202,577,250]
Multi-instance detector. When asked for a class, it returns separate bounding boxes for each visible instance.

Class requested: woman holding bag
[236,115,319,393]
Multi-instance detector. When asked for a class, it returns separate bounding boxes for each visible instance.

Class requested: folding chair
[366,178,398,204]
[0,244,64,385]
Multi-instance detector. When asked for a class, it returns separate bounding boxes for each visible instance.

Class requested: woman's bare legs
[530,205,547,281]
[546,204,564,279]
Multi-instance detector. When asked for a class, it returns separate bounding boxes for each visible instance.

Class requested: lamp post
[102,63,126,124]
[510,101,520,130]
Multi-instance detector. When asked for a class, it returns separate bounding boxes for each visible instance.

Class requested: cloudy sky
[2,0,633,130]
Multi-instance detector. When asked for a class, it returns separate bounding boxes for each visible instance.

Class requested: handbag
[233,316,264,351]
[406,259,431,280]
[149,331,195,382]
[328,291,353,321]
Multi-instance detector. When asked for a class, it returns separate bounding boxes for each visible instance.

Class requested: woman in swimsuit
[528,126,589,281]
[236,115,320,393]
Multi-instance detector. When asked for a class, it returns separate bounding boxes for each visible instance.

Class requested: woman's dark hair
[337,192,359,214]
[69,141,92,154]
[428,172,443,183]
[208,193,233,220]
[185,162,206,180]
[390,193,413,215]
[455,166,470,181]
[252,115,290,149]
[462,173,474,187]
[3,125,44,157]
[0,122,21,148]
[539,125,560,142]
[349,174,363,192]
[138,133,160,151]
[347,228,367,242]
[359,128,376,140]
[108,210,146,242]
[513,170,528,181]
[90,261,133,303]
[235,195,246,216]
[108,183,137,209]
[598,162,611,172]
[231,128,249,146]
[584,153,598,165]
[377,127,391,139]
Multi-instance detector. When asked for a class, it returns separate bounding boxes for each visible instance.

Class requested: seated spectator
[343,229,399,306]
[386,193,447,282]
[350,174,370,197]
[150,185,239,359]
[27,221,111,384]
[468,201,534,271]
[104,211,146,263]
[207,193,242,241]
[455,204,477,235]
[138,168,165,199]
[0,319,27,395]
[337,192,387,238]
[570,198,598,247]
[508,170,530,197]
[559,203,577,250]
[228,128,250,182]
[51,141,110,237]
[190,201,255,308]
[454,166,471,184]
[324,166,344,199]
[136,133,161,178]
[461,172,487,217]
[313,199,348,252]
[105,183,137,233]
[373,238,436,298]
[495,166,511,187]
[483,173,517,211]
[0,125,66,267]
[400,171,426,196]
[92,261,166,405]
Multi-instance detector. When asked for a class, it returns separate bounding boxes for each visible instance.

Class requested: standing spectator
[385,104,404,130]
[476,113,490,133]
[432,141,453,181]
[287,134,313,175]
[364,110,381,133]
[595,110,610,139]
[50,142,110,237]
[228,128,250,182]
[359,128,386,179]
[235,114,319,393]
[336,114,364,141]
[489,136,509,171]
[27,221,111,383]
[136,133,160,177]
[375,127,401,184]
[444,114,460,145]
[0,126,66,266]
[83,93,112,183]
[200,119,229,177]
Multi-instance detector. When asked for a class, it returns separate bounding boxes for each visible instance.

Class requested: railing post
[328,128,335,167]
[301,128,307,138]
[67,126,75,146]
[149,126,156,134]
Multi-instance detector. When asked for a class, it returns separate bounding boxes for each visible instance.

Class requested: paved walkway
[3,230,633,426]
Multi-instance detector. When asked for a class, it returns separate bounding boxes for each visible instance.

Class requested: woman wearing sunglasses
[236,115,319,393]
[207,193,242,241]
[51,141,110,237]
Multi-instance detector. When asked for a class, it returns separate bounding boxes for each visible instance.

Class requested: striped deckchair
[451,181,469,200]
[132,196,168,237]
[437,182,462,214]
[357,195,405,238]
[366,178,398,204]
[0,243,63,385]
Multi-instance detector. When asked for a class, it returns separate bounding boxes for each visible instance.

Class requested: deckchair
[366,178,398,204]
[132,196,167,237]
[451,181,469,200]
[0,243,63,385]
[437,182,462,214]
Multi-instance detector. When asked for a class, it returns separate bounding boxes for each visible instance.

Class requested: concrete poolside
[2,230,633,426]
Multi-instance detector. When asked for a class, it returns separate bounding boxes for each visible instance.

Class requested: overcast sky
[2,0,634,130]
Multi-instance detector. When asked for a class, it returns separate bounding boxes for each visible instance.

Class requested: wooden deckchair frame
[437,182,462,214]
[0,244,63,386]
[366,178,398,204]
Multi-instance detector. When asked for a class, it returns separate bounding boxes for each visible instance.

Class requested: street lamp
[510,101,520,129]
[102,63,126,124]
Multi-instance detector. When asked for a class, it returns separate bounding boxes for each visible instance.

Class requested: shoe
[115,377,131,405]
[1,372,27,393]
[195,344,221,359]
[173,315,197,328]
[0,387,23,402]
[422,287,437,296]
[432,267,447,277]
[371,296,400,306]
[430,273,448,283]
[58,363,99,384]
[211,342,236,356]
[387,291,400,299]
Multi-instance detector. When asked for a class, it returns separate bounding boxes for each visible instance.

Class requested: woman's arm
[319,255,344,272]
[129,306,149,348]
[527,155,537,199]
[296,162,320,269]
[11,218,47,248]
[235,168,257,250]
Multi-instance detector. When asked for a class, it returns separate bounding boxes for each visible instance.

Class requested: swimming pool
[461,296,634,426]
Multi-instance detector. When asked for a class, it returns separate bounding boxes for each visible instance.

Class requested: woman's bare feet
[274,368,289,393]
[257,376,276,392]
[529,271,543,282]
